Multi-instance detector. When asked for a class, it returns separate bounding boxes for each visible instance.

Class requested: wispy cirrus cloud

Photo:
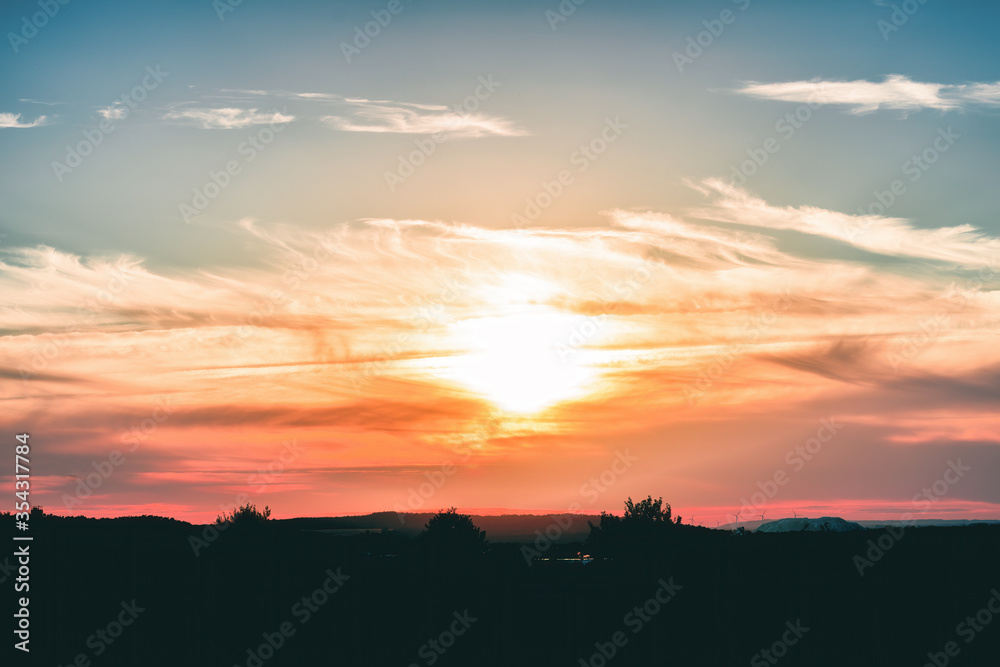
[215,89,337,101]
[0,112,48,128]
[692,179,1000,267]
[163,107,294,129]
[18,99,65,106]
[963,82,1000,105]
[322,98,526,137]
[735,74,1000,114]
[295,92,337,100]
[172,90,524,137]
[5,187,998,521]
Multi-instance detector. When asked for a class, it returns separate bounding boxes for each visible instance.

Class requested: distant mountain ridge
[268,512,1000,539]
[279,511,603,542]
[708,517,999,532]
[755,516,864,533]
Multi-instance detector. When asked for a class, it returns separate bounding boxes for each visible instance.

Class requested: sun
[442,309,597,414]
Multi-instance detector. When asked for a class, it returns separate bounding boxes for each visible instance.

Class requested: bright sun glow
[444,309,598,414]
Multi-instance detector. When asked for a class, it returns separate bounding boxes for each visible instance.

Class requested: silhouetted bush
[215,502,271,526]
[420,507,486,549]
[417,507,488,579]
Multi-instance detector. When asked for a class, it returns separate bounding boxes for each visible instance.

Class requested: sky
[1,0,999,524]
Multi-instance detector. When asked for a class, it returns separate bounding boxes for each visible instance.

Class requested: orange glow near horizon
[3,193,1000,524]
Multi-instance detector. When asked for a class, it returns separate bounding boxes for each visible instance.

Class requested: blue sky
[4,0,999,265]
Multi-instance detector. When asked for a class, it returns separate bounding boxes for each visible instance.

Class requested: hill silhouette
[6,502,999,667]
[281,510,600,541]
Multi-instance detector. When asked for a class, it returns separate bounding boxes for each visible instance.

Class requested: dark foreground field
[6,515,1000,667]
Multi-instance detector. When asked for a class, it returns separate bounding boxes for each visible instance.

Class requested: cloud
[5,189,999,521]
[215,88,272,96]
[735,74,1000,114]
[98,105,128,121]
[215,89,337,101]
[295,92,337,100]
[0,112,48,128]
[758,339,886,385]
[963,82,1000,105]
[171,90,524,137]
[608,209,792,268]
[163,107,294,129]
[322,98,526,137]
[693,179,1000,267]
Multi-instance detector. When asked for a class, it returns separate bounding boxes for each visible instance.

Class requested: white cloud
[607,209,791,268]
[295,92,337,100]
[168,91,522,136]
[163,107,294,129]
[692,179,1000,267]
[963,82,1000,105]
[735,74,1000,114]
[98,105,128,121]
[18,99,65,106]
[215,89,336,101]
[0,113,48,128]
[216,88,271,96]
[322,98,526,137]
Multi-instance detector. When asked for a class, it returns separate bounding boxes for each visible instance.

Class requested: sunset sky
[2,0,999,524]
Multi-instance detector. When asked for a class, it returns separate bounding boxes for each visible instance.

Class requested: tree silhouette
[586,495,680,563]
[623,495,672,524]
[215,502,271,526]
[417,507,487,575]
[420,507,486,548]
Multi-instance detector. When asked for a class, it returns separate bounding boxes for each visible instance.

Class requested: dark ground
[5,515,1000,666]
